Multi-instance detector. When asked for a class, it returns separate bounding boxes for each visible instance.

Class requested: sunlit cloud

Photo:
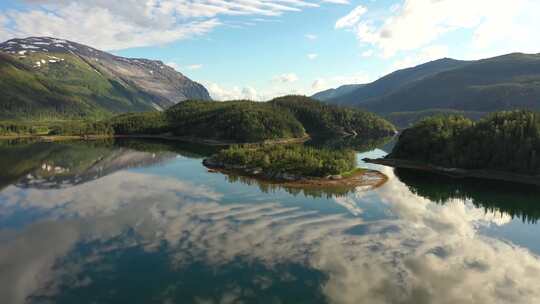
[337,0,540,58]
[273,73,299,83]
[0,0,337,50]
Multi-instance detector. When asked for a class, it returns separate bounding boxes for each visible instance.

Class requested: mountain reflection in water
[0,139,539,304]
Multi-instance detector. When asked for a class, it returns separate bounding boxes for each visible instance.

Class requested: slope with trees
[387,110,540,176]
[0,37,210,119]
[313,58,468,105]
[270,95,396,138]
[1,96,396,145]
[315,53,540,126]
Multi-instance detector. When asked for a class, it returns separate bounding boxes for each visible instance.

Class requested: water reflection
[306,135,395,153]
[220,171,374,199]
[0,140,539,304]
[0,139,216,190]
[395,168,540,224]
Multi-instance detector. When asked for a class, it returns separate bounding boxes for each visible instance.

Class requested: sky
[1,0,540,100]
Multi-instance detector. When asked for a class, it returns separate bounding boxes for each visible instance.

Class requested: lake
[1,139,539,304]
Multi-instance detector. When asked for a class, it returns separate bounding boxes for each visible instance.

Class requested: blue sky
[1,0,539,100]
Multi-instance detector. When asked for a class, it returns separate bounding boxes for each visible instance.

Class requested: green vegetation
[210,144,357,178]
[108,112,169,135]
[0,140,115,190]
[0,120,113,136]
[0,52,154,119]
[165,100,306,142]
[390,110,540,175]
[395,168,540,224]
[270,95,396,138]
[223,172,360,199]
[1,96,396,144]
[318,58,467,106]
[384,109,487,129]
[307,135,394,152]
[323,53,540,115]
[365,53,540,113]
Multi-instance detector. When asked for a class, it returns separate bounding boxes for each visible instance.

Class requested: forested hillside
[311,84,364,101]
[363,53,540,113]
[389,110,540,175]
[165,100,306,142]
[1,96,396,144]
[270,95,396,138]
[314,58,468,104]
[316,53,540,122]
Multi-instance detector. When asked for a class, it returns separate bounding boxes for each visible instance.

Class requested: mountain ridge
[314,53,540,114]
[313,57,469,105]
[0,36,211,119]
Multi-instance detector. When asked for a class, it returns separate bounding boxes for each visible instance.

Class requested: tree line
[390,110,540,175]
[213,144,357,177]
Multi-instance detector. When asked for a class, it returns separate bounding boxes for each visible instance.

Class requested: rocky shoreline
[364,158,540,186]
[203,158,388,189]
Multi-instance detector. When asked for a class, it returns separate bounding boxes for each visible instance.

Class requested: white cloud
[0,0,331,50]
[339,0,540,58]
[203,82,262,101]
[273,73,299,83]
[203,79,307,101]
[307,53,318,60]
[361,50,373,57]
[322,0,349,4]
[305,33,317,40]
[2,160,540,303]
[166,62,181,71]
[166,62,203,71]
[186,64,203,70]
[311,78,326,90]
[310,72,372,94]
[390,45,449,71]
[335,5,367,29]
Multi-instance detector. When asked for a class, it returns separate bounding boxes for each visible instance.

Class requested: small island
[365,110,540,186]
[203,144,388,189]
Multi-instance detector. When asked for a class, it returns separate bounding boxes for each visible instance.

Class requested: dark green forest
[390,110,540,175]
[395,168,540,224]
[164,100,306,142]
[271,95,396,138]
[1,96,396,144]
[211,144,357,177]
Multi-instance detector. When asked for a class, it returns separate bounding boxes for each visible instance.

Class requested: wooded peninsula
[366,110,540,185]
[0,95,397,144]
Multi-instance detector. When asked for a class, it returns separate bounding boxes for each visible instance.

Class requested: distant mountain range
[311,84,365,101]
[0,37,211,119]
[313,53,540,114]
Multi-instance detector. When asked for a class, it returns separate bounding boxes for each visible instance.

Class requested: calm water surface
[1,139,540,304]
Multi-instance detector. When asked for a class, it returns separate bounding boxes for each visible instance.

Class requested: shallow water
[1,139,539,304]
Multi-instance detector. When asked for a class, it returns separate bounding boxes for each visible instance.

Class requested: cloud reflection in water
[0,154,539,304]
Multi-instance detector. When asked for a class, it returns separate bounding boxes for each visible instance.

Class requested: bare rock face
[0,37,211,110]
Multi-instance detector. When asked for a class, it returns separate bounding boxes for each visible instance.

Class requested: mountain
[317,53,540,115]
[311,84,364,101]
[361,53,540,113]
[313,58,469,104]
[0,37,211,119]
[0,140,177,190]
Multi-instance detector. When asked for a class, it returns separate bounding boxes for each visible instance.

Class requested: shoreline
[0,134,311,146]
[364,158,540,186]
[203,159,388,189]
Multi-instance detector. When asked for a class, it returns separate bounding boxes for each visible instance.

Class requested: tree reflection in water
[395,168,540,224]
